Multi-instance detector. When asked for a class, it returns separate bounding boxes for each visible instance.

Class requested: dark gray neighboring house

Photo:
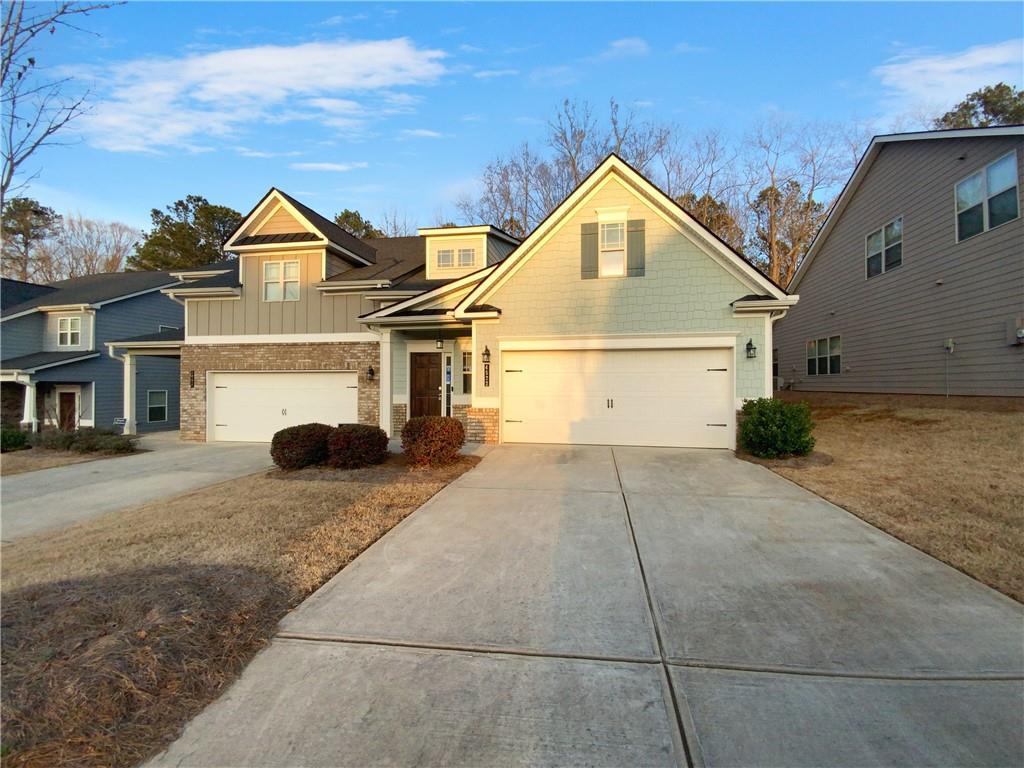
[1,271,184,433]
[776,125,1024,397]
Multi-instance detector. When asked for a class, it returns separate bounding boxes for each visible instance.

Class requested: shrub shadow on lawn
[1,565,290,768]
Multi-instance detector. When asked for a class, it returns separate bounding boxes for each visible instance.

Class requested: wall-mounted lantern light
[435,339,444,350]
[482,345,491,387]
[745,339,757,359]
[367,366,375,381]
[482,346,491,364]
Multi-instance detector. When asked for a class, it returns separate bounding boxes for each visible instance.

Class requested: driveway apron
[149,445,1024,768]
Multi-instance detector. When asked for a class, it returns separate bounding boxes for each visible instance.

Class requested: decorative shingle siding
[775,137,1024,396]
[473,175,768,402]
[179,342,380,441]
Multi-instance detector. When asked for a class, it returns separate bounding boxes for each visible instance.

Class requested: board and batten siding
[776,136,1024,396]
[473,175,769,402]
[186,250,374,336]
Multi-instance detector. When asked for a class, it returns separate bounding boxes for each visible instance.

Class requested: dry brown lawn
[0,449,106,476]
[761,391,1023,603]
[0,455,479,768]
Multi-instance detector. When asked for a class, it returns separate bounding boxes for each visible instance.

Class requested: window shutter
[627,219,645,277]
[581,222,598,279]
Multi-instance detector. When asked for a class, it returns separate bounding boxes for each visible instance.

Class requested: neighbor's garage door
[209,371,358,442]
[501,348,734,448]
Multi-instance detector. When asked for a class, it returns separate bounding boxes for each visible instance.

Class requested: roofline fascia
[731,297,800,311]
[1,351,100,374]
[105,339,183,350]
[162,286,241,298]
[362,265,495,321]
[229,239,327,251]
[417,225,521,245]
[315,279,392,292]
[169,268,233,279]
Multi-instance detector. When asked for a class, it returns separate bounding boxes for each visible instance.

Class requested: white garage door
[210,371,358,442]
[501,348,734,449]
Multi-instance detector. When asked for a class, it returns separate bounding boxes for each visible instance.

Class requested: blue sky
[22,2,1024,232]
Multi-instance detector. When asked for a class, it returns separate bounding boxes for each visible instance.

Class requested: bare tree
[33,213,139,281]
[378,207,415,238]
[1,0,118,208]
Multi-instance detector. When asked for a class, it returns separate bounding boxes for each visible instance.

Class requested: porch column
[122,353,137,435]
[20,380,38,433]
[379,329,392,436]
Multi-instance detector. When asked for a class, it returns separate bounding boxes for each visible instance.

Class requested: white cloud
[234,146,302,158]
[461,113,484,122]
[321,13,367,26]
[597,37,650,60]
[75,38,447,153]
[459,43,484,54]
[473,68,519,79]
[400,128,443,138]
[290,161,369,172]
[673,42,708,54]
[873,39,1023,116]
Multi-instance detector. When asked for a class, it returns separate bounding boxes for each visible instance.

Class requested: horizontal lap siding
[776,137,1024,396]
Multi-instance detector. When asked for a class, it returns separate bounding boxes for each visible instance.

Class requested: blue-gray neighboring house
[1,271,184,434]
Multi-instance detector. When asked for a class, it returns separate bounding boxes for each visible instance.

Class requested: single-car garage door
[209,371,358,442]
[501,348,734,449]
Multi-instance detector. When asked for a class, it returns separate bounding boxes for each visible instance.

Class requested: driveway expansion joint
[665,659,1024,682]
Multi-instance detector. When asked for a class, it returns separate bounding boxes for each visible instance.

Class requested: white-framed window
[806,336,841,376]
[599,221,626,278]
[866,216,903,278]
[461,351,472,393]
[263,260,299,301]
[57,317,81,347]
[458,247,476,267]
[147,390,168,423]
[955,151,1019,242]
[437,248,454,268]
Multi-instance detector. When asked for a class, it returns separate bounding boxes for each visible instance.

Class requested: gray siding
[775,136,1024,397]
[487,236,517,265]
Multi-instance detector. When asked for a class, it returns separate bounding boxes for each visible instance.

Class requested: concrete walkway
[1,431,272,541]
[149,445,1024,767]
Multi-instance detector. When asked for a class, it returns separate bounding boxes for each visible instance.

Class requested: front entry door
[410,353,442,417]
[58,391,77,431]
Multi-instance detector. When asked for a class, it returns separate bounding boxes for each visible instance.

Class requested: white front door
[501,348,734,448]
[209,371,359,442]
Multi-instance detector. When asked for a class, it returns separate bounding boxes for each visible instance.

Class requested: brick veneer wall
[391,404,408,439]
[179,342,379,441]
[454,405,499,443]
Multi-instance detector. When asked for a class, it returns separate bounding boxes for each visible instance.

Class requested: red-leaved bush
[270,423,332,470]
[401,416,465,466]
[327,424,390,469]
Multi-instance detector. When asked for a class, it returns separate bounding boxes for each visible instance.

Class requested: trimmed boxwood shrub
[327,424,389,469]
[401,416,465,466]
[270,423,333,470]
[1,428,28,453]
[31,428,136,454]
[738,397,815,459]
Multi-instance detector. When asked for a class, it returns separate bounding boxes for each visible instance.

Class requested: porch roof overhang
[106,328,184,357]
[0,350,100,376]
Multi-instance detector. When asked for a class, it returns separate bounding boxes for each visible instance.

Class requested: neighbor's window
[599,222,626,277]
[57,317,81,346]
[147,390,168,423]
[458,247,476,267]
[956,151,1019,242]
[806,336,841,376]
[437,248,454,268]
[866,216,903,278]
[263,260,299,301]
[461,351,472,393]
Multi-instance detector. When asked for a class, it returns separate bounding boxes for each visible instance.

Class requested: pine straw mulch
[756,392,1024,603]
[0,455,479,768]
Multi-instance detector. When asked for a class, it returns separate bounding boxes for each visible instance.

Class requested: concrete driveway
[1,431,272,541]
[150,445,1024,767]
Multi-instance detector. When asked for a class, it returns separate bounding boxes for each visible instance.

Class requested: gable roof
[454,153,788,317]
[0,350,100,373]
[788,124,1024,292]
[223,188,377,265]
[1,278,56,309]
[1,271,180,320]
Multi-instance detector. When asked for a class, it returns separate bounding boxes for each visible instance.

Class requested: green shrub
[738,398,815,459]
[401,416,465,466]
[31,427,137,454]
[326,424,389,469]
[1,428,28,453]
[270,423,333,470]
[31,429,76,451]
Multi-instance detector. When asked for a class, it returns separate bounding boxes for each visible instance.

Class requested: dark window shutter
[581,222,598,279]
[627,219,645,277]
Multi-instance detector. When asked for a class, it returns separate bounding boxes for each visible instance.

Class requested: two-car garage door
[210,371,358,442]
[501,348,734,449]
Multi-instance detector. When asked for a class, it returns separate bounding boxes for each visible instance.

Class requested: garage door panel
[502,348,734,449]
[210,372,358,442]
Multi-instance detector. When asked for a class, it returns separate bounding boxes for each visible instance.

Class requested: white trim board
[184,332,380,345]
[498,334,739,352]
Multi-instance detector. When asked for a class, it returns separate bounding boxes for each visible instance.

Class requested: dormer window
[458,248,476,267]
[437,249,454,268]
[263,260,299,301]
[599,222,626,278]
[58,317,81,346]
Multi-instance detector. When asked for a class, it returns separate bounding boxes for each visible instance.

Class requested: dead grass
[0,449,106,476]
[760,392,1024,603]
[0,455,479,768]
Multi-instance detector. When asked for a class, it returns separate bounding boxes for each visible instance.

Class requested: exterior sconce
[435,339,443,350]
[482,346,491,387]
[367,366,375,381]
[746,339,757,359]
[482,346,491,364]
